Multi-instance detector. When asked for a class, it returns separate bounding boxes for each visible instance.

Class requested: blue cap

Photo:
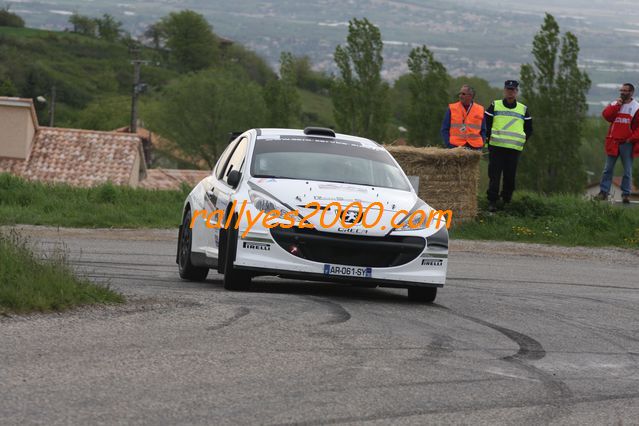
[504,80,519,89]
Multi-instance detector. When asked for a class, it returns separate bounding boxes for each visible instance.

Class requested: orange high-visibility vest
[449,101,485,148]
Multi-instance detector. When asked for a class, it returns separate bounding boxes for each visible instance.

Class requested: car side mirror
[227,170,242,188]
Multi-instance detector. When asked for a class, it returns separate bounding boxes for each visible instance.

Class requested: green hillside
[0,23,340,168]
[0,26,179,127]
[298,88,335,128]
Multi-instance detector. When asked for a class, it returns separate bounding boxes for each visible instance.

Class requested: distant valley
[12,0,639,107]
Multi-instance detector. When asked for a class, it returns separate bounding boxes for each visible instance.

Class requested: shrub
[0,7,25,28]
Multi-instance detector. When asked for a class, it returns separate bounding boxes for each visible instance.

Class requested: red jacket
[602,99,639,157]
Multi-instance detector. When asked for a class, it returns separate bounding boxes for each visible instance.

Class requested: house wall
[0,101,37,159]
[128,151,141,187]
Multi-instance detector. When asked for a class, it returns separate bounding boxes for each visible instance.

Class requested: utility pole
[49,85,56,127]
[130,47,149,134]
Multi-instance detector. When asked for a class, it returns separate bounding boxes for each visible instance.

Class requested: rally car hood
[248,178,441,237]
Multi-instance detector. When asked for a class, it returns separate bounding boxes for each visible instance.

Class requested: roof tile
[139,168,210,190]
[19,127,142,187]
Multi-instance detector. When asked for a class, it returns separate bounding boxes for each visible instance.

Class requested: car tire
[178,209,209,281]
[222,214,252,291]
[407,287,437,303]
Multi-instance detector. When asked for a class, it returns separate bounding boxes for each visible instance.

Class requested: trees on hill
[0,6,25,28]
[95,14,122,42]
[157,10,219,73]
[331,20,456,146]
[68,14,97,37]
[144,68,267,169]
[264,52,301,128]
[68,13,122,41]
[332,18,390,142]
[406,45,449,146]
[4,9,597,195]
[289,55,331,94]
[518,13,591,194]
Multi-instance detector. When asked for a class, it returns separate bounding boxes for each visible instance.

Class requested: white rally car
[177,127,448,302]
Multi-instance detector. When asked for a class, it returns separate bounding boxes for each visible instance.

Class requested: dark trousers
[487,145,521,203]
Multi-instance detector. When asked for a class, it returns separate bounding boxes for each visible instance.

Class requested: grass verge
[2,174,638,249]
[452,191,639,248]
[0,173,187,228]
[0,230,124,315]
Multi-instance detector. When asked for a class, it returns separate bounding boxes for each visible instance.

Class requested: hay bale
[386,146,481,224]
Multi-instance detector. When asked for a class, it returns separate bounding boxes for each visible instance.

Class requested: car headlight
[394,213,429,231]
[248,191,290,218]
[395,207,452,232]
[393,206,444,232]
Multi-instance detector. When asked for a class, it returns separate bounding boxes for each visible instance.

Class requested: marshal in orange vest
[449,101,485,148]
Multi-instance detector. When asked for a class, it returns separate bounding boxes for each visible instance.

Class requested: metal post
[49,85,56,127]
[130,50,141,134]
[129,50,150,134]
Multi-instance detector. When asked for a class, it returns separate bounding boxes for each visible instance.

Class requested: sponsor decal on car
[421,258,444,266]
[342,209,362,224]
[242,242,271,251]
[337,227,369,234]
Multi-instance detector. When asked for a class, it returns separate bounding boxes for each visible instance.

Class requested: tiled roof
[0,157,26,175]
[114,126,151,137]
[139,168,210,190]
[19,127,143,187]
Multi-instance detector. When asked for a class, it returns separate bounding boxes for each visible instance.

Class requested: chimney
[0,97,39,160]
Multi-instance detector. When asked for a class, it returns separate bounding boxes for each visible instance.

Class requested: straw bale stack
[386,146,481,224]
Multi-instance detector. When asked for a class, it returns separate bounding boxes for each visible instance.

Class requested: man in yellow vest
[485,80,533,212]
[440,84,486,149]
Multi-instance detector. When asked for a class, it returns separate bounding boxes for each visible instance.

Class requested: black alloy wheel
[407,286,437,303]
[178,209,209,281]
[222,214,252,291]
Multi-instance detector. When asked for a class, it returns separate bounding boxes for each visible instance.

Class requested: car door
[191,138,240,258]
[204,136,249,258]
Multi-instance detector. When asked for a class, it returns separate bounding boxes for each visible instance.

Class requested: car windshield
[251,136,411,191]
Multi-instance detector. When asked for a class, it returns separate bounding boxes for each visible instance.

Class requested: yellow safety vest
[490,100,527,151]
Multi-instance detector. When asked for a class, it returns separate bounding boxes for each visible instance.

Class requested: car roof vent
[303,127,336,138]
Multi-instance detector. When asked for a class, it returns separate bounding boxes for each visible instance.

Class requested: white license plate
[323,264,372,278]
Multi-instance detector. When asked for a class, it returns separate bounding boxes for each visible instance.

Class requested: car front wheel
[222,214,252,291]
[407,287,437,303]
[178,209,209,281]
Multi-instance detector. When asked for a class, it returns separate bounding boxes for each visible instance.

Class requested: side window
[222,137,248,184]
[215,139,239,180]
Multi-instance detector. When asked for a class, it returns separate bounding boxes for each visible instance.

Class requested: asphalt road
[2,227,639,425]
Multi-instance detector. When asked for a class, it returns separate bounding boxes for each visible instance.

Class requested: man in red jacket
[596,83,639,204]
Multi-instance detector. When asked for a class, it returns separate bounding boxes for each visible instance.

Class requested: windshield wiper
[252,174,294,179]
[317,179,375,187]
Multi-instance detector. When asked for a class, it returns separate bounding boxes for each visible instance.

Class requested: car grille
[269,227,425,267]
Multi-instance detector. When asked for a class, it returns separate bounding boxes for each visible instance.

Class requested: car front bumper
[233,228,448,288]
